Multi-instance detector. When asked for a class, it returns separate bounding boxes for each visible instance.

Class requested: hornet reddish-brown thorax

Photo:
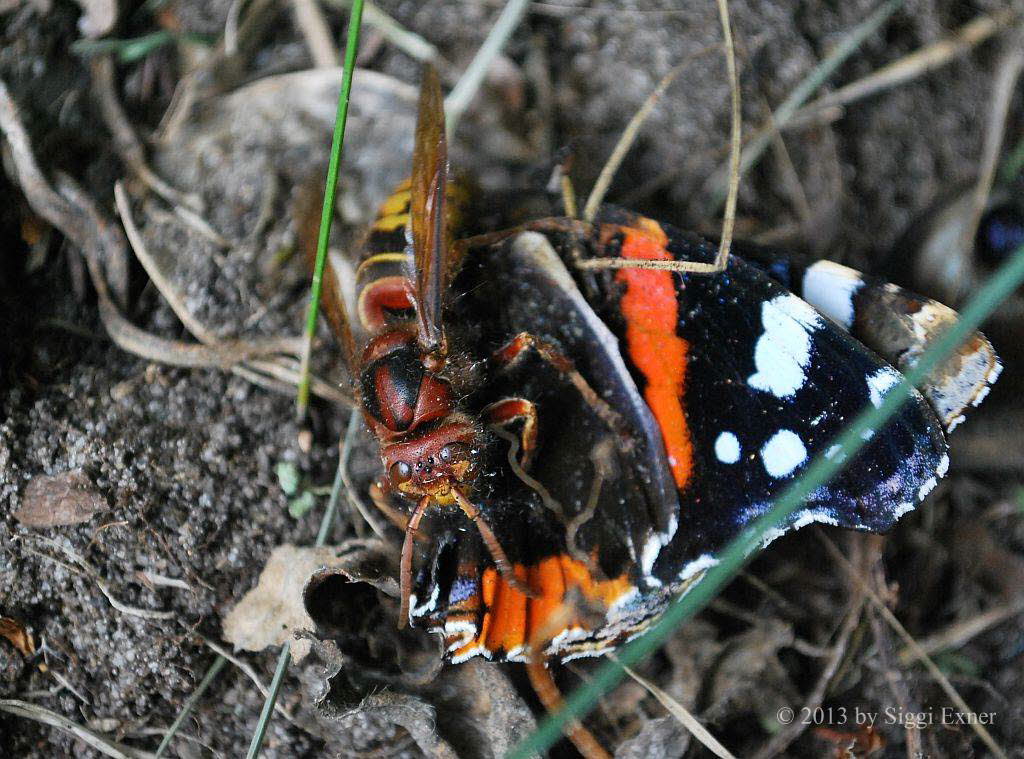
[357,328,478,502]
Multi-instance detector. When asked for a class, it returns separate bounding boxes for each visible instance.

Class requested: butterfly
[309,66,1000,668]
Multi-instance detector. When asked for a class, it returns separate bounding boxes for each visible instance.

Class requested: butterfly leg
[483,398,538,470]
[492,332,629,440]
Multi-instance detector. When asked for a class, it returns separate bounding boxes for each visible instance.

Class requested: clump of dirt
[2,1,1022,757]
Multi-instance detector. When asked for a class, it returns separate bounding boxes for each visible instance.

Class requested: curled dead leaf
[14,469,107,528]
[0,617,35,657]
[223,540,403,663]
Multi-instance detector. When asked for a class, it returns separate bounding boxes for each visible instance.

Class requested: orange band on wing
[449,555,633,661]
[485,565,528,652]
[614,223,694,490]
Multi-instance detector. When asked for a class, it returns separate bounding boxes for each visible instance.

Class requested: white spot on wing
[561,646,617,662]
[747,295,820,399]
[759,509,839,549]
[677,553,719,581]
[801,260,864,328]
[866,366,901,408]
[761,429,808,478]
[917,452,949,504]
[714,431,741,464]
[641,538,663,581]
[640,515,679,582]
[987,360,1003,387]
[792,510,839,529]
[972,383,992,407]
[449,644,490,664]
[444,619,476,636]
[894,502,915,519]
[412,583,440,616]
[505,645,528,663]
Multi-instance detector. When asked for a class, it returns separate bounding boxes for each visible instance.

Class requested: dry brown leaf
[14,469,107,528]
[223,544,359,662]
[0,617,35,657]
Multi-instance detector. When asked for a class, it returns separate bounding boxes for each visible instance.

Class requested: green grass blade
[509,242,1024,759]
[296,0,366,420]
[155,654,226,757]
[324,0,440,63]
[244,642,292,759]
[72,31,175,62]
[316,420,352,547]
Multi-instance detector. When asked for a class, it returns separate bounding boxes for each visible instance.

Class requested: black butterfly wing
[587,213,950,587]
[722,238,1001,433]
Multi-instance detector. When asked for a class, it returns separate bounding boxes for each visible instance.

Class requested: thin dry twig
[581,54,711,222]
[704,0,905,215]
[115,181,222,343]
[0,81,87,246]
[30,537,176,621]
[445,0,531,133]
[898,597,1024,665]
[49,669,91,705]
[872,603,923,759]
[794,9,1017,123]
[171,204,232,248]
[336,408,391,541]
[578,0,740,275]
[65,179,290,369]
[820,535,1010,759]
[292,0,340,68]
[751,595,867,759]
[3,81,326,376]
[765,106,813,227]
[323,0,440,63]
[245,358,352,406]
[611,654,737,759]
[138,572,192,592]
[962,29,1024,262]
[114,181,301,358]
[90,56,202,212]
[199,637,298,725]
[0,700,156,759]
[119,198,333,387]
[224,0,244,55]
